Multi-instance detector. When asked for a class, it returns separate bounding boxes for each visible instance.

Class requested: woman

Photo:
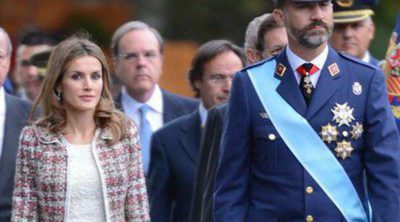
[11,36,149,221]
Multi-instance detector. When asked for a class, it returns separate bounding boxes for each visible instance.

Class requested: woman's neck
[63,110,97,144]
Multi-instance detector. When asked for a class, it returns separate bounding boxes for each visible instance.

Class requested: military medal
[303,75,313,95]
[352,82,362,95]
[331,103,355,127]
[351,122,363,139]
[320,123,339,143]
[335,140,354,160]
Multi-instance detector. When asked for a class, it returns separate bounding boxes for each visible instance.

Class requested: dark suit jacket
[114,89,198,124]
[148,110,201,222]
[189,104,227,222]
[0,93,30,221]
[214,47,400,221]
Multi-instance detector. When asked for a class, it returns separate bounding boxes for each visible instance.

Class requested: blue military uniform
[213,46,400,221]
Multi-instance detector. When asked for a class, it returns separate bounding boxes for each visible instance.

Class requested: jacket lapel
[0,95,27,193]
[162,90,180,123]
[114,92,123,111]
[306,48,341,120]
[275,51,307,117]
[178,110,201,164]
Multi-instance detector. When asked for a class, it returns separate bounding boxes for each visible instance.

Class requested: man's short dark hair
[188,39,246,97]
[19,31,57,46]
[255,15,282,53]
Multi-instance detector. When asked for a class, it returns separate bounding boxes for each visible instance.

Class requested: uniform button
[268,133,276,141]
[306,215,314,222]
[306,186,314,194]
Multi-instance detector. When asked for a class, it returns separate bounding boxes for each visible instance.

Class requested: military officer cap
[273,0,331,7]
[29,50,52,79]
[333,0,378,23]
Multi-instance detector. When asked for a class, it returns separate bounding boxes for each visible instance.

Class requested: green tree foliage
[137,0,398,59]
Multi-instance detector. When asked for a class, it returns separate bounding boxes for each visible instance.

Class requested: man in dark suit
[0,27,30,222]
[330,0,379,66]
[214,0,400,221]
[111,21,198,175]
[148,40,245,222]
[189,13,288,222]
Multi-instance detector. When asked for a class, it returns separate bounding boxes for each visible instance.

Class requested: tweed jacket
[11,122,150,222]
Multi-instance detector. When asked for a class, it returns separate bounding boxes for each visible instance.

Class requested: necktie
[139,104,152,175]
[296,63,318,106]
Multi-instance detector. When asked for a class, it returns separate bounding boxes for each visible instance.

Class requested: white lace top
[66,143,106,222]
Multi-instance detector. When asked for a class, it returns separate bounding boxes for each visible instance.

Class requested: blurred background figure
[112,21,198,175]
[244,13,287,65]
[255,14,287,60]
[244,13,270,64]
[330,0,379,66]
[12,35,149,221]
[0,27,30,222]
[14,31,57,101]
[148,39,245,222]
[189,13,288,222]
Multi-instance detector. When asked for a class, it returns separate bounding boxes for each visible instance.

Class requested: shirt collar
[286,44,329,72]
[0,87,5,115]
[121,85,163,114]
[362,51,370,63]
[198,102,208,127]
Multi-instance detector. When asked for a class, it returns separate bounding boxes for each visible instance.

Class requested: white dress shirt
[286,45,329,87]
[0,87,6,159]
[198,102,208,127]
[121,85,164,132]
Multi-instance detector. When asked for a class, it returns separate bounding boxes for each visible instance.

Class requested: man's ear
[273,9,285,27]
[368,20,375,41]
[246,49,259,64]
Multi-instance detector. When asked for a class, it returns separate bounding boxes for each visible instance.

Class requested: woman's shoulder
[20,124,60,144]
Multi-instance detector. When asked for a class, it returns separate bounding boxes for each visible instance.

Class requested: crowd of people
[0,0,399,221]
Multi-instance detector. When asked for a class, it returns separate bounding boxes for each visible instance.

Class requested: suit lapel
[0,95,27,193]
[306,48,341,120]
[114,92,123,111]
[163,90,183,123]
[179,110,201,164]
[275,51,307,116]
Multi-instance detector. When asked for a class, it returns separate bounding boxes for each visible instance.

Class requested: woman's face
[59,55,103,114]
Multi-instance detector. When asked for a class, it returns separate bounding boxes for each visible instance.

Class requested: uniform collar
[286,44,329,72]
[362,51,370,63]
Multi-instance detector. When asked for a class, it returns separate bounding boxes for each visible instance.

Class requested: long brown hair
[31,35,126,143]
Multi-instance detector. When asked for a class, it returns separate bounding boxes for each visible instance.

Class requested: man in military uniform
[330,0,379,66]
[213,0,400,221]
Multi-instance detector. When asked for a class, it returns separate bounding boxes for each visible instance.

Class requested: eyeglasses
[118,51,159,64]
[259,46,285,59]
[207,74,233,86]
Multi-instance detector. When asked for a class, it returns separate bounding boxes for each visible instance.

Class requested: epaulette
[337,51,377,71]
[242,55,277,72]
